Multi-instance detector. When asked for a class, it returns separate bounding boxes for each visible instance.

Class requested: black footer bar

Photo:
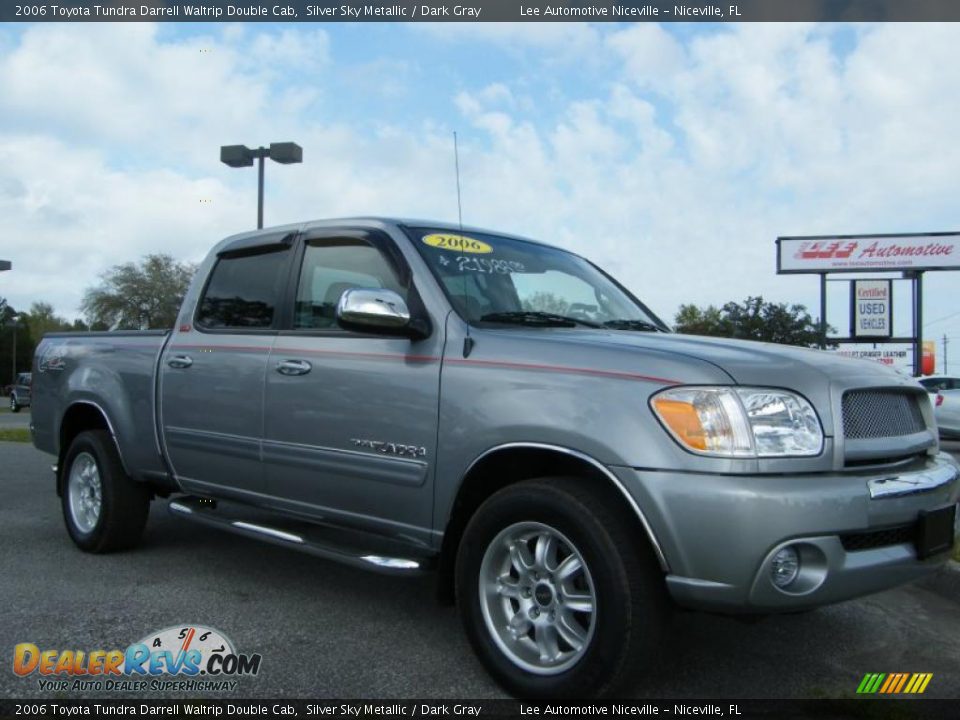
[2,699,959,720]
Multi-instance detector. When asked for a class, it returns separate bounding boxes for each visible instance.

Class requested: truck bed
[32,330,170,482]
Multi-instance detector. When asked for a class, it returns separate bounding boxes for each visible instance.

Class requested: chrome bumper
[867,462,957,499]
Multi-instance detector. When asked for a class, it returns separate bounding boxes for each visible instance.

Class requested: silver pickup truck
[31,218,960,698]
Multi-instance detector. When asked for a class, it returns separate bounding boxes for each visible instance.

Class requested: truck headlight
[651,386,823,458]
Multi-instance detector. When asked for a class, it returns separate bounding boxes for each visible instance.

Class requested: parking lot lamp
[220,142,303,229]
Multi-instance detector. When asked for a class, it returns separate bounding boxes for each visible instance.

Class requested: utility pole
[945,334,949,374]
[8,316,19,385]
[2,262,14,384]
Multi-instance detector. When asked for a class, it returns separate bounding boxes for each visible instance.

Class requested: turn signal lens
[651,387,754,457]
[651,399,707,451]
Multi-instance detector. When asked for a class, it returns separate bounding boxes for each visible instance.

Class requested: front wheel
[61,430,151,553]
[456,477,668,698]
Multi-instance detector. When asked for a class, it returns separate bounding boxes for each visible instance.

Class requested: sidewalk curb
[917,559,960,602]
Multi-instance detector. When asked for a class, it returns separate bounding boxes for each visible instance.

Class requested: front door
[261,230,443,545]
[160,241,294,497]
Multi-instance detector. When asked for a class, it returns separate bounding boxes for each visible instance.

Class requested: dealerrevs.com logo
[13,625,262,692]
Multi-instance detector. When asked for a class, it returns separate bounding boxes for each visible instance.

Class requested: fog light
[771,546,800,588]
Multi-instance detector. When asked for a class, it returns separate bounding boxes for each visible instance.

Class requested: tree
[80,254,196,330]
[0,298,32,386]
[24,301,80,339]
[521,291,571,315]
[674,296,832,348]
[674,304,724,336]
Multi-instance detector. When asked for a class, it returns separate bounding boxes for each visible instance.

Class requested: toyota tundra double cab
[31,218,960,697]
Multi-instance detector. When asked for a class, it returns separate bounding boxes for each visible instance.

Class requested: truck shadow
[141,501,953,699]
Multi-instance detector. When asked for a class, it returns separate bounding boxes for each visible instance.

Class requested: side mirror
[336,288,427,338]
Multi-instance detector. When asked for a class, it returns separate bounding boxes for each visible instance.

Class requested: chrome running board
[168,496,432,576]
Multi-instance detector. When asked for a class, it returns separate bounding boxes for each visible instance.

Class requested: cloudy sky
[1,21,958,361]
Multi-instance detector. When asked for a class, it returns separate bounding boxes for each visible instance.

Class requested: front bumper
[611,453,960,612]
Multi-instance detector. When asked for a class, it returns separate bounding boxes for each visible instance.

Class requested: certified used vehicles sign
[12,625,262,692]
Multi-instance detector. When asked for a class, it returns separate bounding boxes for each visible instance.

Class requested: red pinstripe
[165,344,679,385]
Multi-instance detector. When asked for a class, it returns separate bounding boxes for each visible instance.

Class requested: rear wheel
[61,430,150,553]
[10,394,20,412]
[456,477,667,698]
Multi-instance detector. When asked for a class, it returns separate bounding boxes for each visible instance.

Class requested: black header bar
[3,1,960,23]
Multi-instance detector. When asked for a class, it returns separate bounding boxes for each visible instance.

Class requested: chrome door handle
[276,359,312,376]
[167,355,193,369]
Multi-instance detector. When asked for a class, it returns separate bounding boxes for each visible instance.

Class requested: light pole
[220,142,303,229]
[2,262,14,385]
[7,314,19,385]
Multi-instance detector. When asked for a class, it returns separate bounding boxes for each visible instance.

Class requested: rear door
[159,237,295,497]
[261,228,443,544]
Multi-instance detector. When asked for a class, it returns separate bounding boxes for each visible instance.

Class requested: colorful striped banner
[857,672,933,694]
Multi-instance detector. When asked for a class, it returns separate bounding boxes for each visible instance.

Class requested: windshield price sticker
[456,256,526,274]
[422,233,493,254]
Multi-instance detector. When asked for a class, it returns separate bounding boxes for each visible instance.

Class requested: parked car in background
[9,372,31,412]
[932,393,960,439]
[919,375,960,393]
[919,376,960,439]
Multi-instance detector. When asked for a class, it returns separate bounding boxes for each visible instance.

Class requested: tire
[10,395,20,412]
[61,430,151,553]
[456,477,667,699]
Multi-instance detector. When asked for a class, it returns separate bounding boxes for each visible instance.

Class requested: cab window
[196,247,290,330]
[293,238,406,330]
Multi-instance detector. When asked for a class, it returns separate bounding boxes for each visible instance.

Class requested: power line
[924,309,960,327]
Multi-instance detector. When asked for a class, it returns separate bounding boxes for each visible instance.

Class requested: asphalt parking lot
[0,408,30,428]
[1,439,959,700]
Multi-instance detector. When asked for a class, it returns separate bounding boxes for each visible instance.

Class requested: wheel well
[57,404,112,496]
[436,446,658,605]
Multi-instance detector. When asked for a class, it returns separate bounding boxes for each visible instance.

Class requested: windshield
[407,227,666,330]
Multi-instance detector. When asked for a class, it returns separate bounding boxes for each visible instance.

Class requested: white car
[919,376,960,440]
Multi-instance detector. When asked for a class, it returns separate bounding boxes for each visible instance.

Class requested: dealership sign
[835,345,910,370]
[850,280,892,338]
[777,233,960,273]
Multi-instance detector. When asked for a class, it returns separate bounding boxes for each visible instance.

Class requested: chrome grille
[841,390,926,440]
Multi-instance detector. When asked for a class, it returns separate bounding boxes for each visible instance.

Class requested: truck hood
[493,328,922,438]
[504,328,903,383]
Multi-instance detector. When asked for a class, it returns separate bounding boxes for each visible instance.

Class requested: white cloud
[414,22,602,58]
[607,23,687,89]
[0,23,329,166]
[1,21,959,347]
[0,135,243,314]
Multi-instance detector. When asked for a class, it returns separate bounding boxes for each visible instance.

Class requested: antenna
[454,131,465,233]
[454,131,475,356]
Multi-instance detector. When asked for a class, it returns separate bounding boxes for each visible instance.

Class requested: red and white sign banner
[777,233,960,273]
